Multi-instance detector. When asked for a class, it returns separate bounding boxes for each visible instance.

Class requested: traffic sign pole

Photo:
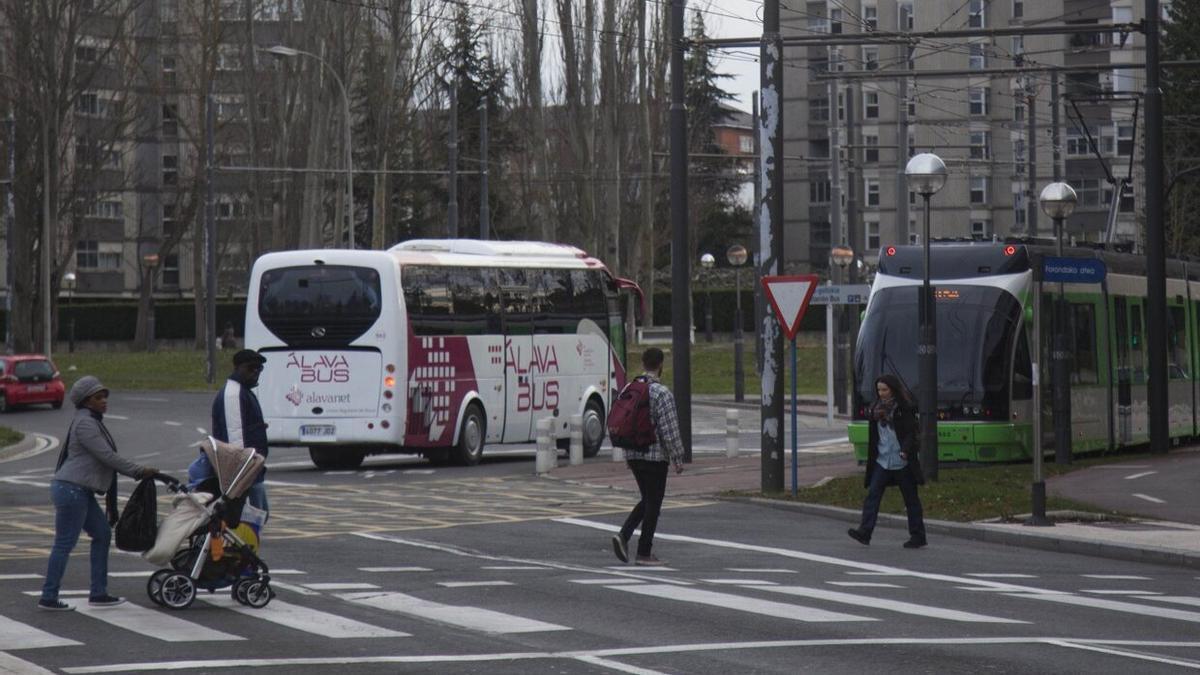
[792,338,799,497]
[826,281,834,427]
[761,274,820,496]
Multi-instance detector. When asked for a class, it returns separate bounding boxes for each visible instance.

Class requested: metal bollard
[569,414,584,466]
[535,418,555,474]
[726,409,740,458]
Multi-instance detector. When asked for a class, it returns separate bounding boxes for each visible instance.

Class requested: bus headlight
[382,403,392,413]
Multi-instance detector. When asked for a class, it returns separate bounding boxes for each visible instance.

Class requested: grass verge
[629,339,828,396]
[740,451,1156,523]
[53,350,228,392]
[0,426,24,447]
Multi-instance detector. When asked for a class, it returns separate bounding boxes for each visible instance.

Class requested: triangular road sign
[761,275,820,341]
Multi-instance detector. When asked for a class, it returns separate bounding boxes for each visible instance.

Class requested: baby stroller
[144,437,272,610]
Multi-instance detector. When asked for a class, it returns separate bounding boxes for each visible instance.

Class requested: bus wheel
[581,399,605,458]
[453,404,485,466]
[309,447,365,471]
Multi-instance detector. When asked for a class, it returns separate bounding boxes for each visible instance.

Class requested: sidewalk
[543,450,1200,571]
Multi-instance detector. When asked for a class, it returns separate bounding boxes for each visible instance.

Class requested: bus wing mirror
[615,277,645,323]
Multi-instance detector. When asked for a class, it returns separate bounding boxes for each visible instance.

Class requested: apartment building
[782,0,1151,272]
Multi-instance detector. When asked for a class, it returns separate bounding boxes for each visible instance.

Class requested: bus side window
[570,270,608,332]
[448,267,490,336]
[533,269,572,334]
[498,268,532,335]
[404,266,453,336]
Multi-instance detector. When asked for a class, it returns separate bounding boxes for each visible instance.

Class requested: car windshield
[14,360,55,380]
[855,285,1023,407]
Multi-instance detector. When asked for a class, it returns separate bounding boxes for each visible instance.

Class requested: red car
[0,355,66,412]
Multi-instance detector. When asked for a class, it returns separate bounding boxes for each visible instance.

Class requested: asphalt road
[2,393,1198,673]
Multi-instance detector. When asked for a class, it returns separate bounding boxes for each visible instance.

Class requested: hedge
[649,290,829,333]
[0,301,248,342]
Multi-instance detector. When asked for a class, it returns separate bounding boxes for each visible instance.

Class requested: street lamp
[726,244,748,402]
[905,152,947,482]
[143,254,159,353]
[263,45,354,249]
[700,253,715,343]
[62,272,76,353]
[1040,181,1077,469]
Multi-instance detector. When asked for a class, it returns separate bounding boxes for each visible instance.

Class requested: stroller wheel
[159,572,196,610]
[243,580,271,609]
[147,569,172,606]
[233,579,251,605]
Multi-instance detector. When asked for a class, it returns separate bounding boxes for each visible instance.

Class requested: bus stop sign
[762,275,820,341]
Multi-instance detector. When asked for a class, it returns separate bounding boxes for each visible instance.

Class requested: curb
[0,433,36,463]
[724,496,1200,571]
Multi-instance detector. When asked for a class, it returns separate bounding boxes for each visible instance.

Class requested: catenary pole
[1145,0,1168,454]
[448,82,458,238]
[759,0,784,490]
[205,93,216,385]
[669,0,692,461]
[480,101,489,240]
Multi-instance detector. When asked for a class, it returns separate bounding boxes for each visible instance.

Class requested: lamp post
[830,245,854,419]
[700,253,715,343]
[1040,182,1077,472]
[905,153,947,482]
[727,244,748,402]
[263,45,353,249]
[62,272,75,353]
[142,254,159,352]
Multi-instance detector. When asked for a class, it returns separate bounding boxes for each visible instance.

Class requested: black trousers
[620,459,669,556]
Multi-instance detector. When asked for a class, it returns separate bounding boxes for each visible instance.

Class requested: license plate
[26,385,45,392]
[300,424,337,442]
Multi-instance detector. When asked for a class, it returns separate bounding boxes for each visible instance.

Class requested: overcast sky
[698,0,766,113]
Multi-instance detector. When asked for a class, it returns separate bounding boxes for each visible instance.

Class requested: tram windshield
[855,285,1024,413]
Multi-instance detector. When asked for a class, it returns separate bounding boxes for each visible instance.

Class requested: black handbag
[115,478,158,552]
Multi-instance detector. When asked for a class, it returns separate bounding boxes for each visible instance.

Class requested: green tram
[849,241,1196,463]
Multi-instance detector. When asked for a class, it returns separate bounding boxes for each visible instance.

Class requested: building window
[77,92,100,116]
[217,45,242,71]
[738,135,753,154]
[85,198,123,220]
[864,135,879,163]
[1014,138,1026,174]
[162,104,178,136]
[1014,1,1023,18]
[866,220,880,250]
[864,91,879,119]
[900,2,914,30]
[907,82,916,116]
[161,55,176,88]
[1074,178,1113,207]
[76,241,122,270]
[865,178,880,207]
[160,0,177,22]
[811,96,829,121]
[1066,129,1091,156]
[215,95,245,122]
[837,92,845,121]
[163,204,179,236]
[1113,7,1133,47]
[808,17,830,33]
[1012,36,1024,60]
[162,154,178,185]
[1117,122,1135,156]
[968,87,989,116]
[810,178,831,204]
[217,199,248,219]
[830,8,843,34]
[909,190,916,205]
[1014,205,1027,228]
[1015,100,1024,121]
[968,0,985,28]
[863,47,879,70]
[1112,68,1134,93]
[220,0,241,20]
[969,131,991,159]
[969,44,986,70]
[971,220,989,239]
[863,5,877,31]
[1120,183,1135,212]
[970,176,988,203]
[76,45,99,63]
[161,253,180,287]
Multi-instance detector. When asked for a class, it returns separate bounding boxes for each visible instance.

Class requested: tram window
[1012,328,1033,399]
[1130,303,1146,384]
[1168,305,1189,379]
[1070,303,1099,385]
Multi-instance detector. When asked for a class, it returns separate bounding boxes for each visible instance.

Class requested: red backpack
[607,376,657,450]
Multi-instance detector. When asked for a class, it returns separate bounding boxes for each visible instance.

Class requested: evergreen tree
[1162,2,1200,256]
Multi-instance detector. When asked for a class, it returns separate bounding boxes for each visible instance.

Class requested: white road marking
[0,476,50,488]
[74,602,243,641]
[104,414,129,420]
[570,579,647,585]
[23,591,87,596]
[1094,465,1152,469]
[437,581,514,588]
[1046,639,1200,669]
[811,476,835,487]
[54,638,1200,674]
[827,582,903,588]
[108,571,151,577]
[966,573,1037,578]
[760,585,1025,623]
[800,436,850,447]
[1081,590,1162,595]
[359,566,432,573]
[574,655,669,675]
[1082,575,1151,580]
[1131,493,1166,504]
[163,421,182,427]
[701,579,777,585]
[1140,596,1200,608]
[0,574,41,580]
[301,583,379,590]
[125,397,169,402]
[0,652,57,673]
[1010,592,1200,622]
[337,591,571,634]
[726,568,796,574]
[270,581,321,596]
[482,566,547,570]
[263,479,317,488]
[267,569,307,575]
[1123,471,1157,480]
[324,471,356,476]
[195,427,207,435]
[844,571,903,576]
[0,613,82,649]
[0,434,57,464]
[199,595,408,638]
[606,565,678,572]
[403,469,436,475]
[613,585,874,623]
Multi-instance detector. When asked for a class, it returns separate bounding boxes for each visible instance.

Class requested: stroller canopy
[200,437,265,500]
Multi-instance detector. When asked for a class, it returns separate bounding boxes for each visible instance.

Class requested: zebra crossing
[3,564,1200,660]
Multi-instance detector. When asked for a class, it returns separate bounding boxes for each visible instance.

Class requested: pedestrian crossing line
[1136,596,1200,608]
[269,569,308,575]
[609,584,876,623]
[570,579,647,585]
[481,566,547,570]
[73,602,243,642]
[955,587,1071,594]
[725,568,797,574]
[965,573,1037,579]
[0,574,41,580]
[573,654,669,675]
[270,581,321,596]
[1081,590,1162,595]
[198,595,409,638]
[701,580,778,586]
[1081,575,1151,580]
[336,591,572,634]
[756,586,1027,624]
[0,612,81,650]
[436,581,514,588]
[605,565,678,572]
[1009,592,1200,623]
[301,583,380,591]
[0,651,56,674]
[359,567,432,573]
[827,582,904,588]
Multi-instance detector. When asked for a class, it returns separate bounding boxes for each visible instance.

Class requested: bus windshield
[258,265,382,346]
[854,285,1023,410]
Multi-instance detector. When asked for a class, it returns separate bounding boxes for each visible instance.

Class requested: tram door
[1114,297,1132,444]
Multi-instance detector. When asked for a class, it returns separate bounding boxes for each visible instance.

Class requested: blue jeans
[41,480,111,602]
[857,466,926,541]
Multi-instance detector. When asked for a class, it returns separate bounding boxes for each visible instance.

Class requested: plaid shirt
[623,373,685,467]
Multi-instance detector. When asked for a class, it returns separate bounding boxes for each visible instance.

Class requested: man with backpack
[609,347,685,566]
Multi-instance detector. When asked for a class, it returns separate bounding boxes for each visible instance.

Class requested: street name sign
[810,284,871,305]
[1042,257,1106,284]
[761,275,820,341]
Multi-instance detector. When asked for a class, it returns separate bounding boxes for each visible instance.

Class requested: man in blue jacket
[191,350,270,514]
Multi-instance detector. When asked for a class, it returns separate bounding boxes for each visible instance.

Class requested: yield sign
[761,275,820,341]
